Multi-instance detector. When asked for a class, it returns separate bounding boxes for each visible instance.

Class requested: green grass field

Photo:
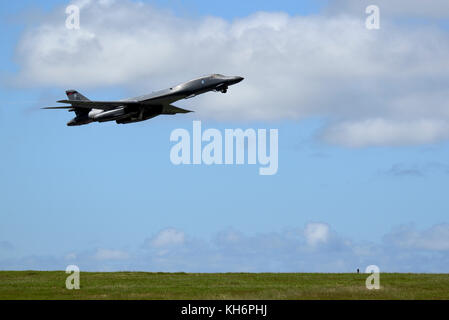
[1,271,448,299]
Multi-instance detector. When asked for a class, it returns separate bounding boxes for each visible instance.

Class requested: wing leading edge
[56,100,140,110]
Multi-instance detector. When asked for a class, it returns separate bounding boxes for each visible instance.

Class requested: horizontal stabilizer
[162,105,193,114]
[42,106,73,109]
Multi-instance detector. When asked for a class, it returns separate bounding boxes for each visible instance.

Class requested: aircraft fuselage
[52,74,244,126]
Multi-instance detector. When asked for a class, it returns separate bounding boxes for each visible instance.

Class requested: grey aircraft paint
[42,74,244,126]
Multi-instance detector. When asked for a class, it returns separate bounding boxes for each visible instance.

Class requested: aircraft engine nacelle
[67,116,92,126]
[93,108,126,122]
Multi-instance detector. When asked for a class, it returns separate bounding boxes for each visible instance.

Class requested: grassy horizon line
[1,271,449,299]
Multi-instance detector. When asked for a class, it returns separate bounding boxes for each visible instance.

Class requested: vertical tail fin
[66,90,90,101]
[66,90,91,118]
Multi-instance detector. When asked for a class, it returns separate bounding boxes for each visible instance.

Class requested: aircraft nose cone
[230,76,244,84]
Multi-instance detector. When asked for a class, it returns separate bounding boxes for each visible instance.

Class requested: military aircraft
[43,74,244,126]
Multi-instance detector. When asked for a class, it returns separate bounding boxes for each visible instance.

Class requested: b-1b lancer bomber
[43,74,244,126]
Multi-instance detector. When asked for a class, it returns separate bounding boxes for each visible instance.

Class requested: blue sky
[1,0,449,272]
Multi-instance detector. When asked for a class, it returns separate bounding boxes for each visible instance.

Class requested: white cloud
[11,0,449,147]
[65,252,77,260]
[214,229,244,246]
[384,224,449,251]
[327,0,449,19]
[323,118,449,147]
[94,248,129,260]
[148,228,185,248]
[304,222,331,246]
[5,223,449,272]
